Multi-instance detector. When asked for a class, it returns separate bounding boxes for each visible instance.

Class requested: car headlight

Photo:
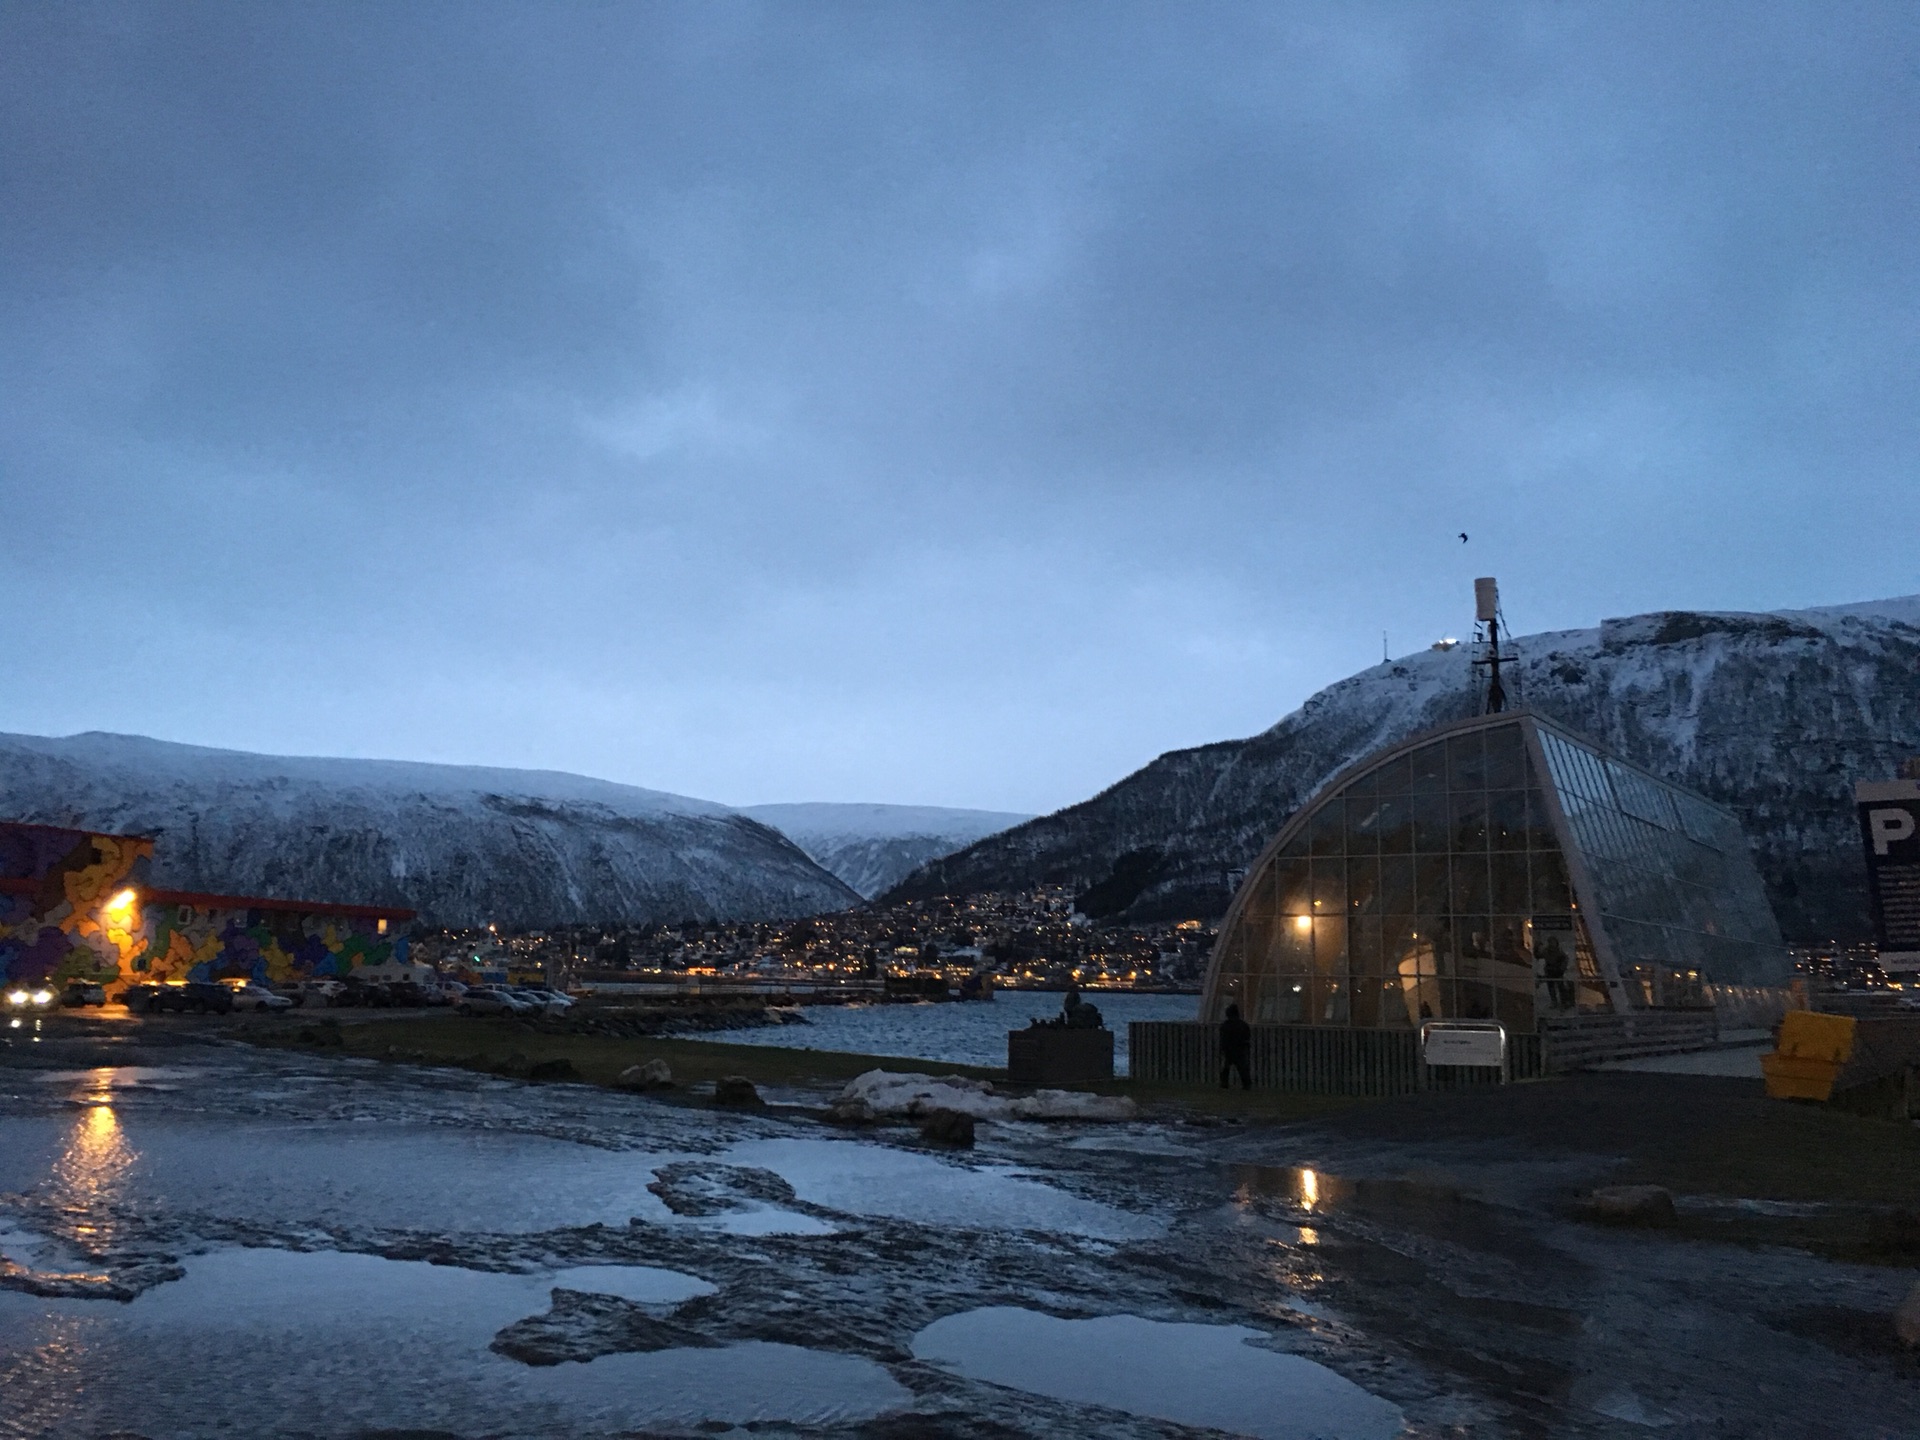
[4,989,27,1007]
[30,989,53,1006]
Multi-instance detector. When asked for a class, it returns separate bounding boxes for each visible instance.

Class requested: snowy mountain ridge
[0,731,858,928]
[887,595,1920,941]
[742,802,1031,899]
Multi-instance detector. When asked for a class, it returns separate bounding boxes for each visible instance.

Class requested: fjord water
[686,989,1199,1072]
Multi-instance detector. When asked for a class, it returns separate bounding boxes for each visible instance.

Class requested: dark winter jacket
[1219,1013,1252,1059]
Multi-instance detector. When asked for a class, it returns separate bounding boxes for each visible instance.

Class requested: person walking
[1219,1002,1252,1090]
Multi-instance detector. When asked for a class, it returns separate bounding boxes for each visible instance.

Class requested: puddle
[0,1222,87,1274]
[0,1247,903,1434]
[912,1306,1403,1440]
[0,1113,696,1233]
[693,1206,838,1236]
[1059,1128,1198,1157]
[33,1066,204,1088]
[517,1341,911,1425]
[543,1265,714,1303]
[1674,1196,1837,1219]
[1231,1163,1467,1214]
[724,1137,1163,1240]
[113,1248,720,1330]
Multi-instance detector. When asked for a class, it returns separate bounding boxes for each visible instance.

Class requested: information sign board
[1856,779,1920,972]
[1420,1022,1507,1070]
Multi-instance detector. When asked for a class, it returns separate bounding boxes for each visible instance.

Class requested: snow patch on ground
[839,1068,1138,1122]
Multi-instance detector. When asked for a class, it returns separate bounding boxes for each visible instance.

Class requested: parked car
[297,979,345,1007]
[59,981,108,1007]
[510,990,568,1021]
[149,982,234,1015]
[332,979,383,1008]
[120,982,164,1013]
[459,987,533,1017]
[384,980,429,1007]
[224,982,294,1013]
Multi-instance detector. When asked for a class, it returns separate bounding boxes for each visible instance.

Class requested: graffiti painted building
[0,821,414,990]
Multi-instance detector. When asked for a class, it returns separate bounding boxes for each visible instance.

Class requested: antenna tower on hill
[1470,577,1513,714]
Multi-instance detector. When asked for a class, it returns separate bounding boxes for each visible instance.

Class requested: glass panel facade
[1533,722,1789,1004]
[1204,713,1790,1027]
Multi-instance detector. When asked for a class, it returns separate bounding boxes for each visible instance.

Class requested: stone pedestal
[1007,1026,1114,1084]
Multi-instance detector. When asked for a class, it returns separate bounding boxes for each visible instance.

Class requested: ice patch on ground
[722,1136,1164,1240]
[839,1068,1137,1122]
[912,1306,1403,1440]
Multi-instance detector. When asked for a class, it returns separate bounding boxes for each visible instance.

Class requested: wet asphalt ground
[1,1010,1916,1439]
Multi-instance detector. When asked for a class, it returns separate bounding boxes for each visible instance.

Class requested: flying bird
[1459,532,1469,543]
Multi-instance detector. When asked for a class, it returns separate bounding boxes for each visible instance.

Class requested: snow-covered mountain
[0,732,860,928]
[886,597,1920,942]
[741,802,1030,899]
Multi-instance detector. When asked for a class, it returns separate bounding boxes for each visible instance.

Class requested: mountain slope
[886,597,1920,941]
[742,802,1030,899]
[0,732,860,928]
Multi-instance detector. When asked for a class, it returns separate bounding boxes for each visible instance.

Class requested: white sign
[1421,1023,1506,1069]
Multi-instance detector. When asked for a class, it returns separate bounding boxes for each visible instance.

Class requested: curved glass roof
[1200,711,1789,1028]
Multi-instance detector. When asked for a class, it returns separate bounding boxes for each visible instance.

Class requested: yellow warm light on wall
[1293,915,1312,932]
[103,888,138,918]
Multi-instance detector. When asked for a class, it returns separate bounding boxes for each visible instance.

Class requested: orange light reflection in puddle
[54,1102,135,1210]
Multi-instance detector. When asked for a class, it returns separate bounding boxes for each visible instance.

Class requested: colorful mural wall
[130,896,409,985]
[0,821,413,989]
[0,823,155,987]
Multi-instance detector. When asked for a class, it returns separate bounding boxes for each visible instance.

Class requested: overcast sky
[3,3,1914,813]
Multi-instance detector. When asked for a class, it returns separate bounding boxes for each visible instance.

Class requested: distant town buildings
[411,886,1213,991]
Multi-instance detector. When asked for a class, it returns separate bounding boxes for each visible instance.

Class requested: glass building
[1201,711,1789,1028]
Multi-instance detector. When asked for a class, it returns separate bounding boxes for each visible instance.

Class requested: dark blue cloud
[2,2,1914,810]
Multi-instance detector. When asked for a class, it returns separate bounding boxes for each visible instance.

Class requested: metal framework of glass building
[1201,711,1789,1029]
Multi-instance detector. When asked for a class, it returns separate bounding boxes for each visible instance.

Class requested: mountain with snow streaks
[885,598,1920,942]
[742,803,1030,899]
[0,733,859,927]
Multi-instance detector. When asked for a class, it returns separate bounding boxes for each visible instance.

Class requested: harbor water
[680,990,1200,1074]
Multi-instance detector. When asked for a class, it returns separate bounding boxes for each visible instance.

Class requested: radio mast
[1471,577,1510,714]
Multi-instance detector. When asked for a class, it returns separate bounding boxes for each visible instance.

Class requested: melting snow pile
[837,1069,1136,1122]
